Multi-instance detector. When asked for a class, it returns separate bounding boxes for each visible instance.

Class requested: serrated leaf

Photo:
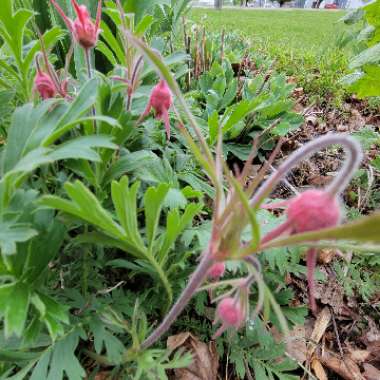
[45,328,86,380]
[5,283,30,338]
[144,183,170,248]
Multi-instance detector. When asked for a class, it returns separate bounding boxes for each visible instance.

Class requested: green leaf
[349,65,380,97]
[349,42,380,69]
[262,213,380,251]
[103,150,158,185]
[44,328,86,380]
[98,20,125,65]
[90,319,125,364]
[48,135,117,162]
[223,100,252,134]
[41,181,126,241]
[144,183,170,249]
[0,222,38,256]
[4,283,30,338]
[111,177,145,251]
[135,14,154,36]
[158,203,202,264]
[208,110,219,145]
[42,78,99,146]
[2,101,55,173]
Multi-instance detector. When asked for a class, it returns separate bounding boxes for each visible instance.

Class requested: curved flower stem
[141,248,214,349]
[249,134,362,209]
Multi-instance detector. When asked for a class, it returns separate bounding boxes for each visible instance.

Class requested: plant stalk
[141,248,213,349]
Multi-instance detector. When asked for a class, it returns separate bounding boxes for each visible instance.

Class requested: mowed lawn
[190,8,346,52]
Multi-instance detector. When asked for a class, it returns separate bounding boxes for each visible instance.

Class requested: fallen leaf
[320,351,365,380]
[363,363,380,380]
[167,332,219,380]
[317,249,337,265]
[307,307,331,358]
[284,325,307,364]
[348,349,371,363]
[311,358,328,380]
[314,278,345,315]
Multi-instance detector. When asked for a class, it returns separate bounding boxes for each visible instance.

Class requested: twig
[331,308,344,360]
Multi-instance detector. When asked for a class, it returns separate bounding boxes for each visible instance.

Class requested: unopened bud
[287,189,341,233]
[217,297,244,328]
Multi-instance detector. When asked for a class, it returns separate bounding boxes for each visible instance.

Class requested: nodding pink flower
[208,262,226,279]
[50,0,102,49]
[35,71,57,100]
[142,80,173,140]
[34,53,68,100]
[261,189,341,313]
[213,297,245,338]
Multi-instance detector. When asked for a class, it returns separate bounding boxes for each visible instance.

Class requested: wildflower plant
[123,31,380,350]
[1,1,380,379]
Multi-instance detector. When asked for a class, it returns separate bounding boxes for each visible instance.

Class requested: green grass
[190,8,346,52]
[190,8,350,106]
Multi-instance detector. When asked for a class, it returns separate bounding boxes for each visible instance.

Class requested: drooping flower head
[35,70,57,100]
[50,0,102,49]
[261,189,342,313]
[142,80,173,140]
[34,52,68,100]
[286,190,341,234]
[212,297,245,338]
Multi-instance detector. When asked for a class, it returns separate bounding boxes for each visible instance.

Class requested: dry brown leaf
[314,278,344,314]
[364,318,380,344]
[363,363,380,380]
[320,351,365,380]
[311,358,328,380]
[317,249,337,265]
[348,349,371,363]
[285,325,307,364]
[167,332,219,380]
[307,307,331,357]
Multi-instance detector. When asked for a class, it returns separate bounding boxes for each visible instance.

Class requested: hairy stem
[249,134,362,209]
[141,249,213,349]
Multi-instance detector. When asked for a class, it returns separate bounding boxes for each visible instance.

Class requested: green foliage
[0,0,63,101]
[1,1,378,379]
[342,0,380,98]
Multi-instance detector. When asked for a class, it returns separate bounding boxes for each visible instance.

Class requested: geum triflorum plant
[39,8,380,355]
[117,32,380,350]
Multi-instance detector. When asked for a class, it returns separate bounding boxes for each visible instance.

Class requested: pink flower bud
[71,2,99,49]
[286,189,341,233]
[208,262,225,279]
[34,71,57,100]
[142,80,173,140]
[261,189,341,313]
[50,0,102,50]
[216,297,244,328]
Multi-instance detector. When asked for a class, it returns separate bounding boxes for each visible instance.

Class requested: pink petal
[50,0,74,32]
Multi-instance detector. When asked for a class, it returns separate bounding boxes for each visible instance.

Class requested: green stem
[144,253,173,313]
